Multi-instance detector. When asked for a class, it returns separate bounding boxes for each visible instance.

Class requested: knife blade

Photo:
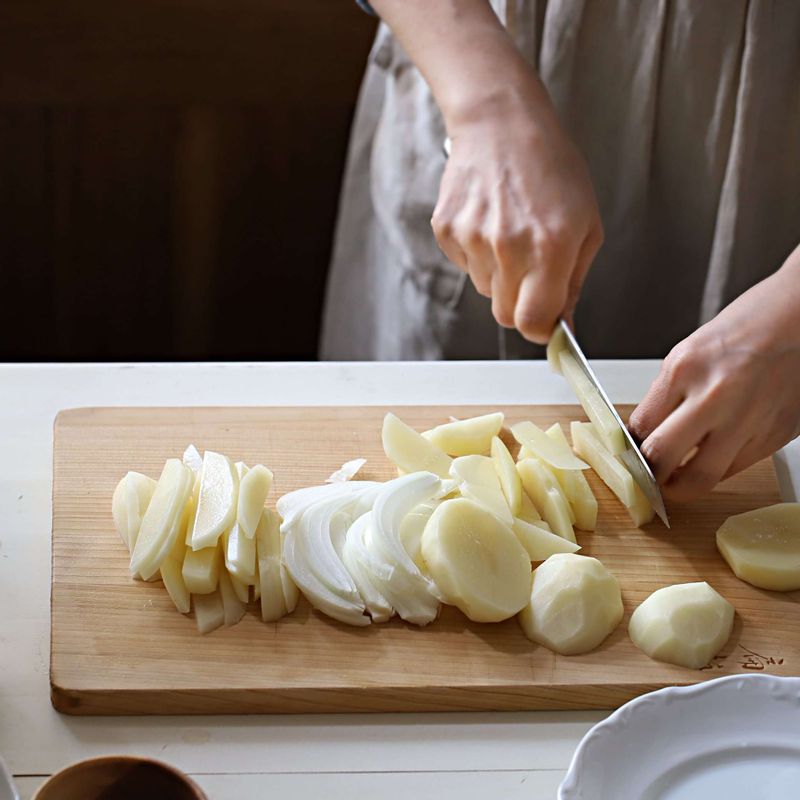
[557,320,670,527]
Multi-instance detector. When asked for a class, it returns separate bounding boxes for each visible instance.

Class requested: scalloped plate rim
[558,673,800,799]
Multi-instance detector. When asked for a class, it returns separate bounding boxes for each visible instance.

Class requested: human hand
[431,81,603,343]
[629,247,800,501]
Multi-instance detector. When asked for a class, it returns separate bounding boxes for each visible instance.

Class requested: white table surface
[2,360,798,800]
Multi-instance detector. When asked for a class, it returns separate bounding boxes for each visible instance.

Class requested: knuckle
[431,213,452,241]
[641,435,667,468]
[663,344,695,383]
[492,302,515,329]
[514,307,552,343]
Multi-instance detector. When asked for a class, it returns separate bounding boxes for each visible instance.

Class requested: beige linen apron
[321,0,800,360]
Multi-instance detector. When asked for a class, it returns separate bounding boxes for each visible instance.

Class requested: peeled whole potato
[716,503,800,591]
[421,498,532,623]
[423,412,504,456]
[629,582,734,669]
[519,553,623,655]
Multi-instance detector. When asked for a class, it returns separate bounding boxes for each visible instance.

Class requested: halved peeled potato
[716,503,800,591]
[382,413,452,478]
[450,455,513,524]
[423,412,504,456]
[629,582,734,669]
[510,420,588,471]
[559,351,626,455]
[512,518,580,561]
[421,498,532,623]
[545,424,598,531]
[516,458,576,542]
[519,553,623,655]
[491,436,523,516]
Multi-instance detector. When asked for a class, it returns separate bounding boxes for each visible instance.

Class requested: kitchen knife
[558,320,670,527]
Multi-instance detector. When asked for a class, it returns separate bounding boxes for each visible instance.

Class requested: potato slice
[422,412,504,456]
[545,424,598,531]
[237,464,273,539]
[517,445,535,462]
[130,459,194,580]
[516,458,576,542]
[512,518,580,561]
[399,503,438,574]
[546,323,568,374]
[194,589,225,634]
[112,476,131,550]
[160,555,191,614]
[382,412,452,478]
[224,521,257,584]
[124,472,158,551]
[716,503,800,591]
[571,422,636,507]
[519,553,623,654]
[230,572,251,604]
[421,498,532,623]
[511,420,588,471]
[219,569,247,627]
[256,509,288,622]
[627,482,656,527]
[182,544,221,594]
[559,351,626,454]
[629,582,734,669]
[571,421,654,525]
[450,455,514,524]
[190,450,239,551]
[491,436,523,516]
[518,490,542,523]
[159,502,193,613]
[182,444,203,473]
[281,561,300,614]
[184,472,201,545]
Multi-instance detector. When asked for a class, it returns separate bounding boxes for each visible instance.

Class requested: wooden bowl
[32,756,206,800]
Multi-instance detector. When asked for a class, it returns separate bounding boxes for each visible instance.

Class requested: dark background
[0,1,377,361]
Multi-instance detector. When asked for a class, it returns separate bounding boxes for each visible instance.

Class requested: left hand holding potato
[629,243,800,502]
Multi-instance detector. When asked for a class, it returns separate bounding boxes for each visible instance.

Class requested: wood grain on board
[51,406,797,715]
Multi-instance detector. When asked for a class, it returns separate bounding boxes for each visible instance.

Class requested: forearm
[370,0,553,131]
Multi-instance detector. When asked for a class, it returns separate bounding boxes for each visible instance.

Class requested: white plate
[559,674,800,800]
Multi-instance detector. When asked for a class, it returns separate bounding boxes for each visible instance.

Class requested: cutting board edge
[50,679,689,716]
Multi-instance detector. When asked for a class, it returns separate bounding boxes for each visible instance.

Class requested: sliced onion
[326,458,367,483]
[356,472,444,625]
[277,481,378,530]
[342,512,394,623]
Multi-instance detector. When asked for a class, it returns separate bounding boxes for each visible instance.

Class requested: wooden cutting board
[51,406,798,716]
